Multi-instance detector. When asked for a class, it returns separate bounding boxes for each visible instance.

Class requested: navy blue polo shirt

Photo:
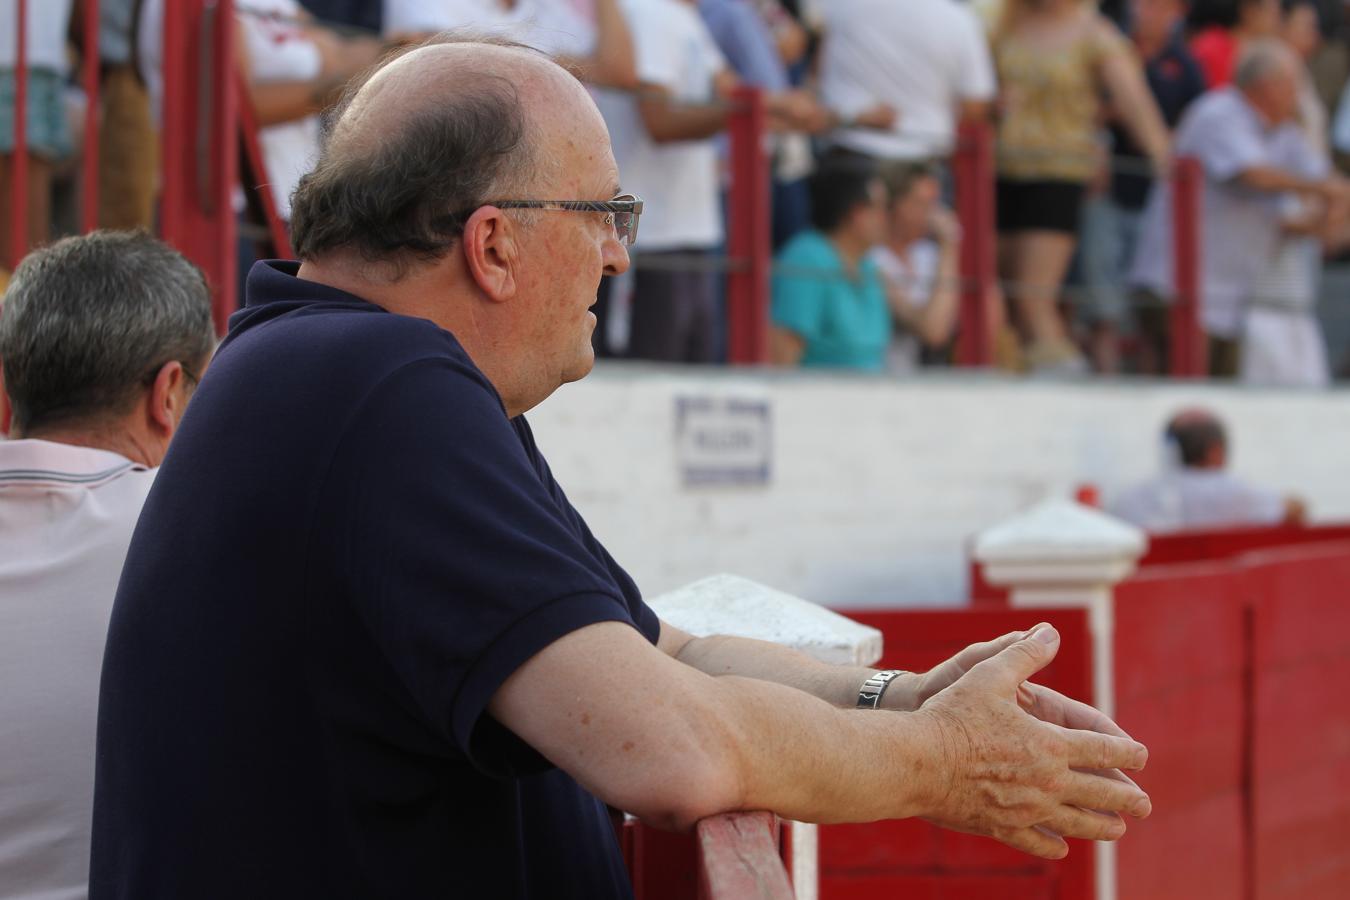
[90,261,659,899]
[1111,28,1207,210]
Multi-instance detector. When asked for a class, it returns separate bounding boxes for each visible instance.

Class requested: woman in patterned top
[991,0,1170,373]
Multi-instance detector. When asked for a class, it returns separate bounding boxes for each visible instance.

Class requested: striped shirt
[0,439,154,900]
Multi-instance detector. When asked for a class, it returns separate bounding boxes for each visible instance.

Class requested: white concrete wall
[527,363,1350,608]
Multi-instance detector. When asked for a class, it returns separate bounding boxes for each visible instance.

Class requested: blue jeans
[1078,196,1142,329]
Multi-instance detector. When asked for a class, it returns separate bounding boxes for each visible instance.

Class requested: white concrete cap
[647,574,883,666]
[974,498,1148,588]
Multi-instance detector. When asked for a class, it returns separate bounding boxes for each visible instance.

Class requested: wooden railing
[697,812,794,900]
[621,811,795,900]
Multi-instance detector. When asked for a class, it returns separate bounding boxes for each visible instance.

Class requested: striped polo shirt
[0,438,154,900]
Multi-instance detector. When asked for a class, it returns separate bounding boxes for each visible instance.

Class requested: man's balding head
[290,34,630,418]
[1165,408,1228,469]
[289,36,587,278]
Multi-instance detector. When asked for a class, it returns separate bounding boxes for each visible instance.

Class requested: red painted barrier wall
[629,534,1350,900]
[1138,523,1350,568]
[820,609,1095,900]
[1243,544,1350,900]
[970,522,1350,608]
[1113,565,1250,900]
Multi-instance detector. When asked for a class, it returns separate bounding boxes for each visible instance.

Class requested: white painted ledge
[647,573,883,667]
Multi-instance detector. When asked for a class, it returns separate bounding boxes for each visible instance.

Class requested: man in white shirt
[1111,408,1305,532]
[383,0,639,89]
[816,0,996,163]
[596,0,732,361]
[0,231,215,900]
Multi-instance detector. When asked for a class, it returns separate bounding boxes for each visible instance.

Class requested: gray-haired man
[1129,38,1350,375]
[0,231,215,900]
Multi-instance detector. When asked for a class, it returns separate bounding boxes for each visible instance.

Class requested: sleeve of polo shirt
[1195,100,1269,182]
[1282,129,1330,181]
[324,358,644,774]
[771,242,828,341]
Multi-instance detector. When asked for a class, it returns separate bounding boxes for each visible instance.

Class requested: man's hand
[912,625,1151,859]
[883,628,1030,712]
[847,103,898,132]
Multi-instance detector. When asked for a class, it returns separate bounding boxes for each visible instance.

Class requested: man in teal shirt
[771,164,891,370]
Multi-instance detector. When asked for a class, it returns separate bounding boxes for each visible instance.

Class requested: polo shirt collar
[0,439,144,488]
[242,260,378,311]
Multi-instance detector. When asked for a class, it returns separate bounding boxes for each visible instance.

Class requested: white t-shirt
[0,439,156,900]
[383,0,595,58]
[0,0,74,71]
[818,0,996,160]
[870,240,940,372]
[594,0,726,251]
[140,0,322,219]
[1110,468,1286,533]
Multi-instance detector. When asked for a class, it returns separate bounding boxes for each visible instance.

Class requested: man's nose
[603,238,631,277]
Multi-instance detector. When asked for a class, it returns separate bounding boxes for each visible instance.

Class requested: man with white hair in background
[0,231,214,900]
[1129,38,1350,377]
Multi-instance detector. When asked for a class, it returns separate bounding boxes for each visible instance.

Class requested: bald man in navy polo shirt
[91,36,1153,900]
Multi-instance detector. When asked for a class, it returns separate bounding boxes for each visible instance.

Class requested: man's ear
[146,360,188,439]
[461,206,519,302]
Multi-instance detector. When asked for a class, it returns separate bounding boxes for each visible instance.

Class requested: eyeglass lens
[615,210,638,246]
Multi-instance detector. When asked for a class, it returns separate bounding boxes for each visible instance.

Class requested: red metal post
[953,121,995,367]
[9,0,30,269]
[161,0,237,334]
[1170,156,1206,378]
[80,0,100,233]
[236,71,294,259]
[726,86,771,365]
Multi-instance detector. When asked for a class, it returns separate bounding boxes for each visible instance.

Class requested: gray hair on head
[0,230,216,434]
[289,32,565,281]
[1234,38,1296,89]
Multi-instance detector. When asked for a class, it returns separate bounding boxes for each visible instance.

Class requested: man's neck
[19,424,158,467]
[296,259,531,418]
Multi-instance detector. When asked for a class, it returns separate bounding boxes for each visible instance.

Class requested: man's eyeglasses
[490,194,644,246]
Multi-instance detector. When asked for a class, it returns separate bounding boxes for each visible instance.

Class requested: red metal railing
[160,0,238,334]
[953,121,997,367]
[1169,157,1205,378]
[78,0,99,233]
[9,0,30,270]
[7,0,101,266]
[726,87,772,366]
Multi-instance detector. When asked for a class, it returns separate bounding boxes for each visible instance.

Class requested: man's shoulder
[226,293,475,380]
[779,230,836,265]
[1177,88,1251,140]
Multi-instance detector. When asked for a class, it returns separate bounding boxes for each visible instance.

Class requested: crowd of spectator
[5,0,1350,384]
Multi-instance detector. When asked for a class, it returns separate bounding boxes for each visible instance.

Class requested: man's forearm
[1236,166,1324,197]
[491,621,941,830]
[703,673,948,824]
[637,96,730,142]
[675,632,920,710]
